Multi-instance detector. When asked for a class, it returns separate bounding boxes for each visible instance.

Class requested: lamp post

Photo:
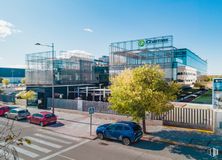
[35,43,55,114]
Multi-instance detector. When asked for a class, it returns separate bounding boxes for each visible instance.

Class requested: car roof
[12,108,27,111]
[0,106,8,108]
[117,121,138,126]
[39,111,53,115]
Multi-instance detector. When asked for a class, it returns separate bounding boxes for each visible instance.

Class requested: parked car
[27,111,57,127]
[96,121,143,145]
[0,106,10,116]
[5,108,30,120]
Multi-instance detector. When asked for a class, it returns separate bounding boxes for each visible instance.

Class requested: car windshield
[132,124,142,132]
[18,110,26,114]
[45,113,55,118]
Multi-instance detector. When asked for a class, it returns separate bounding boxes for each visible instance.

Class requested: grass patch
[192,90,212,104]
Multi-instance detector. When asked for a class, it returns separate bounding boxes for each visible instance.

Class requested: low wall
[163,121,213,130]
[47,98,78,110]
[47,98,115,114]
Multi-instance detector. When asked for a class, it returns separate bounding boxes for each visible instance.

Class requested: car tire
[28,119,31,123]
[97,133,104,140]
[5,114,8,119]
[40,122,44,127]
[15,117,18,121]
[122,137,131,146]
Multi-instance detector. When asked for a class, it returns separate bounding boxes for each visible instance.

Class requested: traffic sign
[88,107,95,115]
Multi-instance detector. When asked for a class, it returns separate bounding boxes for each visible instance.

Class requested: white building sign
[213,78,222,109]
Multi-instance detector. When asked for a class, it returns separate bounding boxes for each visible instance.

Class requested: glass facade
[110,36,207,82]
[0,67,25,84]
[26,51,97,86]
[174,49,207,75]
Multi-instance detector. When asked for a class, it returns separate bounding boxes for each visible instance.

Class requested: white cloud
[0,20,21,39]
[59,50,94,60]
[0,64,26,68]
[83,28,93,33]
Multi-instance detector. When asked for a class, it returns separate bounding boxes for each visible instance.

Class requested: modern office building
[0,67,25,84]
[26,51,109,108]
[109,35,207,86]
[94,56,109,86]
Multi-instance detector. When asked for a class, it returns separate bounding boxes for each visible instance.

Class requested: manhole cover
[99,142,109,146]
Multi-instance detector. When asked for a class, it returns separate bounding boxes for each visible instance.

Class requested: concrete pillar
[86,86,88,99]
[67,86,69,99]
[77,99,83,111]
[214,109,222,134]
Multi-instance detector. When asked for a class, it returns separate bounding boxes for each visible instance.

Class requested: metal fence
[82,100,116,114]
[47,98,78,110]
[47,98,116,114]
[151,107,214,130]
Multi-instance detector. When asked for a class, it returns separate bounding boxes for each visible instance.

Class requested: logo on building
[138,37,170,47]
[138,39,145,47]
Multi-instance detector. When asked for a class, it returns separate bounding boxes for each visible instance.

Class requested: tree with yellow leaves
[109,65,180,133]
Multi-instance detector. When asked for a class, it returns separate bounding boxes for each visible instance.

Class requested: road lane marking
[25,136,62,149]
[39,130,81,141]
[23,142,51,153]
[39,140,90,160]
[13,145,39,158]
[58,154,76,160]
[34,133,72,144]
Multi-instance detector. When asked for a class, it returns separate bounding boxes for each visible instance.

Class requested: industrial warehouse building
[109,35,207,86]
[0,67,25,84]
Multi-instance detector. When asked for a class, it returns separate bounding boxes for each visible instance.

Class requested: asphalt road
[0,117,220,160]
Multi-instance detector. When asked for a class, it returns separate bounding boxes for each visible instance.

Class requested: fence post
[77,99,83,111]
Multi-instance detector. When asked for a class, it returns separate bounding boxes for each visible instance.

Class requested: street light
[35,42,55,114]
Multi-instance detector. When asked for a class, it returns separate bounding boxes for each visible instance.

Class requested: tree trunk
[142,117,146,133]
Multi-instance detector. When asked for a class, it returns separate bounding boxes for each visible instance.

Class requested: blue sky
[0,0,221,74]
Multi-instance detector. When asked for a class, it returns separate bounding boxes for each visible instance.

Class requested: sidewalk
[20,106,222,152]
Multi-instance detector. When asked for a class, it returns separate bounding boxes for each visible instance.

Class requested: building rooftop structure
[109,35,207,86]
[26,50,97,86]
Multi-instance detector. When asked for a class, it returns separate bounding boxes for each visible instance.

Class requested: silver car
[5,108,30,120]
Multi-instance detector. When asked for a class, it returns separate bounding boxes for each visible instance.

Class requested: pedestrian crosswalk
[0,130,82,160]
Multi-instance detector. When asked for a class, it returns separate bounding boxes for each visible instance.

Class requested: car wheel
[122,137,131,146]
[5,114,8,118]
[40,122,44,127]
[97,133,104,140]
[15,117,18,121]
[28,119,31,123]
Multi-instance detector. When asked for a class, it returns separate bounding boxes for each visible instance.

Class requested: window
[45,113,55,118]
[33,113,43,118]
[10,110,17,113]
[219,122,222,129]
[115,125,123,131]
[106,125,116,131]
[18,110,26,114]
[132,125,142,132]
[124,126,130,130]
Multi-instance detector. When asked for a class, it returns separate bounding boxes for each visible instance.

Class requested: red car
[0,106,10,116]
[27,111,57,127]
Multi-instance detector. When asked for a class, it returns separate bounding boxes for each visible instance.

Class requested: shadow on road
[169,145,217,160]
[131,140,169,151]
[150,130,217,146]
[47,121,65,128]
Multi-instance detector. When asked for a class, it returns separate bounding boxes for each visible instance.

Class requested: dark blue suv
[96,121,143,145]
